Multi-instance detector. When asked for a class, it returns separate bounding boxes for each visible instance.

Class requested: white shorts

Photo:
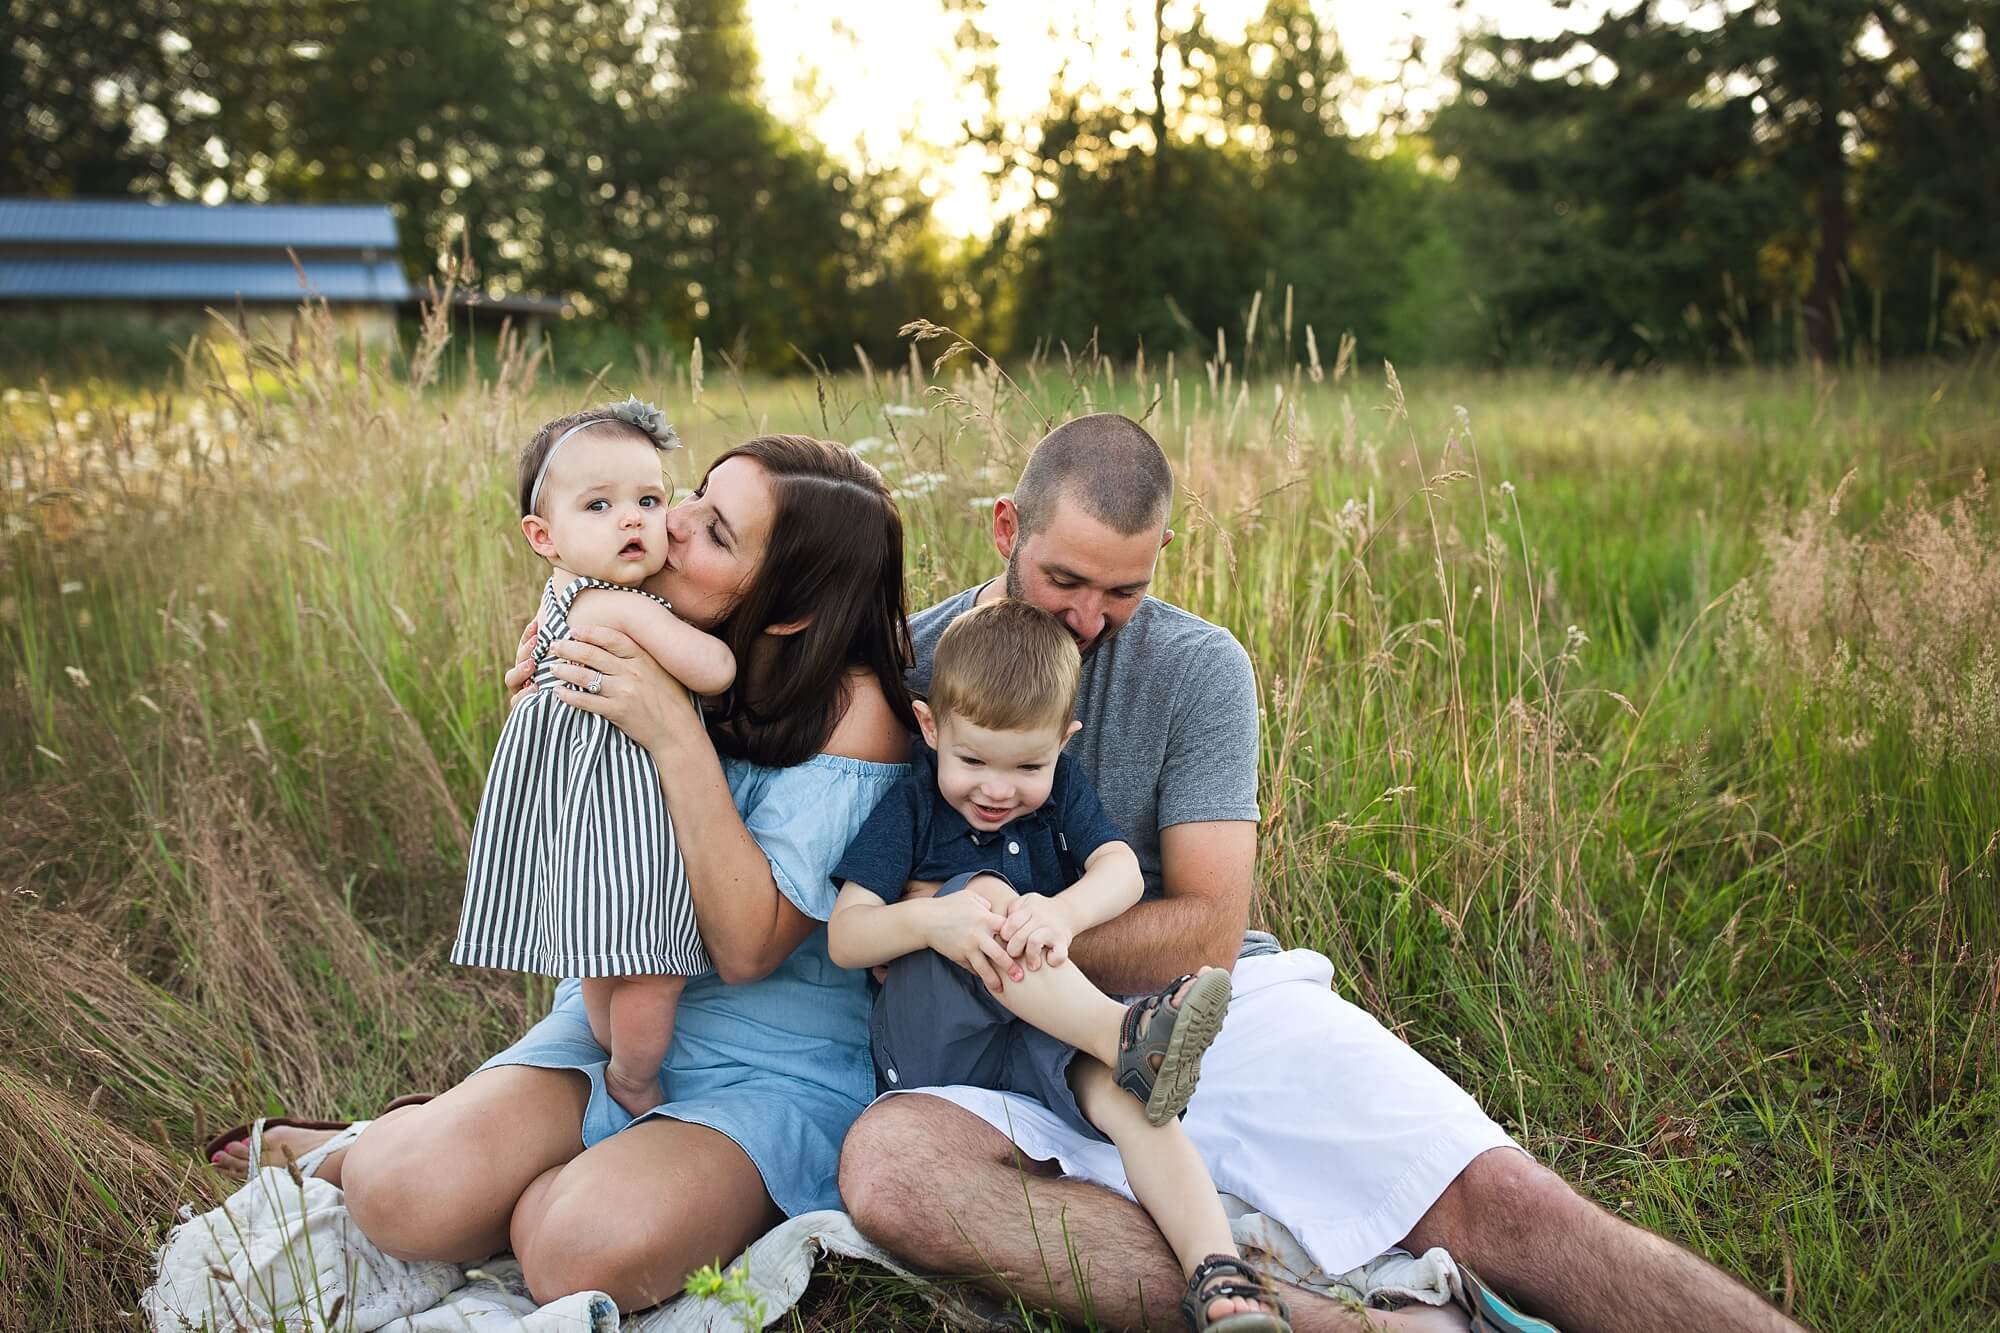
[890,948,1521,1276]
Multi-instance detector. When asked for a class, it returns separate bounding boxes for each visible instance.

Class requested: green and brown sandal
[1181,1253,1292,1332]
[1115,967,1234,1126]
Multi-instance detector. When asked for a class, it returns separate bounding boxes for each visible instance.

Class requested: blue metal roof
[0,197,402,249]
[0,256,413,303]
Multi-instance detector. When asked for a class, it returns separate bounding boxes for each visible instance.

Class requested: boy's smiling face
[916,702,1079,832]
[523,429,670,584]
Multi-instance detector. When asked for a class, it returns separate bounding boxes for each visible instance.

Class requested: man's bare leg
[1401,1147,1805,1333]
[841,1093,1459,1332]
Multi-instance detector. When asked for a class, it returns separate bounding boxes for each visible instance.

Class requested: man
[838,414,1804,1333]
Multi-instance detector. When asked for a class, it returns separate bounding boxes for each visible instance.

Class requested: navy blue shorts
[869,874,1103,1142]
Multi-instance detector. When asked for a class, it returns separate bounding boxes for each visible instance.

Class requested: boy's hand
[924,890,1023,992]
[1000,893,1076,970]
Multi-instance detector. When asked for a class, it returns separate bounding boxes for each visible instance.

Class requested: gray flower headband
[527,396,682,514]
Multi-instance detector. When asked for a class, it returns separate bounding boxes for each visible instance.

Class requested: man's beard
[1006,546,1116,658]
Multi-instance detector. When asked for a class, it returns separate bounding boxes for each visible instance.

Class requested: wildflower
[65,666,90,689]
[1499,481,1516,496]
[60,580,83,595]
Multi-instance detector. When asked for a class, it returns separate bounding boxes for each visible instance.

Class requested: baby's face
[536,431,669,584]
[929,716,1069,832]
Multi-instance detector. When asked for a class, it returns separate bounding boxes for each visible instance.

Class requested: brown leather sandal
[201,1093,435,1165]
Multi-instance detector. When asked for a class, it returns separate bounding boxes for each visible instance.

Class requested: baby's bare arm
[567,589,734,695]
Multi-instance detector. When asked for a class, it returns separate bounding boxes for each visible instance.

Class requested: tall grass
[2,300,1997,1331]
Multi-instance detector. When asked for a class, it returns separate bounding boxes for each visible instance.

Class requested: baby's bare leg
[582,974,687,1117]
[1073,1060,1279,1324]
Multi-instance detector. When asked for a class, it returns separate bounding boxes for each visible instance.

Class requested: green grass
[2,304,1997,1330]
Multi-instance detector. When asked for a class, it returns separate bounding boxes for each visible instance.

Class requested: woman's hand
[545,624,702,755]
[503,619,539,706]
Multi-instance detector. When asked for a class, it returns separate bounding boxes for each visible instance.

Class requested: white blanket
[145,1125,1464,1331]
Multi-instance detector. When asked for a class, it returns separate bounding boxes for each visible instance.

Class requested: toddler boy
[828,599,1289,1332]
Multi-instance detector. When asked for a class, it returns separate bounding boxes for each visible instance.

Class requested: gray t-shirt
[908,585,1261,899]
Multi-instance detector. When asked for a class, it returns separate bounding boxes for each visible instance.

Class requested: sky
[742,0,1601,236]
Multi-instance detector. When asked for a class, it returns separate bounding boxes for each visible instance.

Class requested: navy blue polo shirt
[832,743,1127,902]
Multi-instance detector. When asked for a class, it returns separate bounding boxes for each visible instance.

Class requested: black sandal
[1181,1253,1292,1332]
[1114,968,1233,1125]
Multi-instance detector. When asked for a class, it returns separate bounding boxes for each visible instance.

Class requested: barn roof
[0,198,402,249]
[0,197,413,304]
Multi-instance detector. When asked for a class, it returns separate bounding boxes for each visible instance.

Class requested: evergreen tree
[1435,0,1998,363]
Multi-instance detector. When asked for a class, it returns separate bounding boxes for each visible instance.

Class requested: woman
[218,433,915,1312]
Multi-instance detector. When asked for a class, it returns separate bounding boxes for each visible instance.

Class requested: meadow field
[2,304,1997,1331]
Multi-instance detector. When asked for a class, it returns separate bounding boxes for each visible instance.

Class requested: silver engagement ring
[584,670,604,695]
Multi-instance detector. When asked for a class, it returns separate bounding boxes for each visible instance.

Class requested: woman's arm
[545,627,904,983]
[567,588,735,696]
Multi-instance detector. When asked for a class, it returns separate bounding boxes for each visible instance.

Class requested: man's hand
[999,892,1077,970]
[922,888,1023,992]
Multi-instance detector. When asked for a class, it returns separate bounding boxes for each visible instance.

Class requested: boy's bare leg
[1072,1060,1288,1327]
[986,951,1231,1076]
[583,974,686,1117]
[982,949,1129,1064]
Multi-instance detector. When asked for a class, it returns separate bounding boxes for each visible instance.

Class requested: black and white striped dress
[452,576,709,979]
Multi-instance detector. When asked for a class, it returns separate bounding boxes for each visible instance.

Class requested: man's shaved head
[1012,413,1174,539]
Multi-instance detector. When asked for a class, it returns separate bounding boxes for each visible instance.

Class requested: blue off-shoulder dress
[477,751,906,1216]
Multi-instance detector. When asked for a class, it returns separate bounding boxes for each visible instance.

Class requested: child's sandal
[1114,968,1233,1126]
[1181,1253,1292,1332]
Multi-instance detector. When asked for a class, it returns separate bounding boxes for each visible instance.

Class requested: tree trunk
[1152,0,1167,194]
[1803,107,1849,363]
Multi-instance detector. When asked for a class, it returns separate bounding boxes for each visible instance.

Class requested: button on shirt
[831,744,1127,903]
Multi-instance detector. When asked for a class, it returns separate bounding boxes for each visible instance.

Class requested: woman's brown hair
[701,434,918,768]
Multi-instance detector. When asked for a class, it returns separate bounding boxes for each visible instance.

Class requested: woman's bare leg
[342,1065,589,1264]
[210,1125,348,1182]
[509,1116,780,1311]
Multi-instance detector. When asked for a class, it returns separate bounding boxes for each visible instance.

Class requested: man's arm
[1061,818,1255,994]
